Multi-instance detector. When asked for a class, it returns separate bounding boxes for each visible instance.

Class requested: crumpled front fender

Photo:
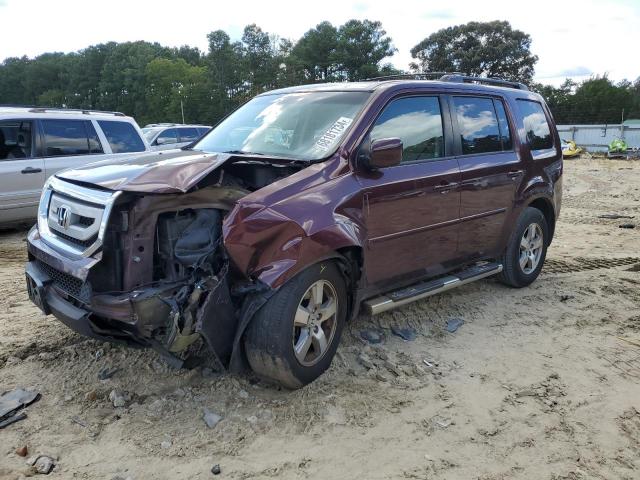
[223,204,364,289]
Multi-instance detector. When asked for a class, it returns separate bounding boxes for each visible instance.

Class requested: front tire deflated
[244,261,347,389]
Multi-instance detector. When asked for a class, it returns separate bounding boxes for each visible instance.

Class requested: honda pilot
[24,75,562,388]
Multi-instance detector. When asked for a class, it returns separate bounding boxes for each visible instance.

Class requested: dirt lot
[1,157,639,480]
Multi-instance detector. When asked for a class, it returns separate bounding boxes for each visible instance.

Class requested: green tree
[335,20,396,81]
[410,20,538,83]
[144,57,210,125]
[291,21,339,82]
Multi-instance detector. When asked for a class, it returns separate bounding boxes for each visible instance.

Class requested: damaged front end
[25,168,277,370]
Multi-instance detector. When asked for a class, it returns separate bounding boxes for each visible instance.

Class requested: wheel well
[336,246,363,319]
[528,198,556,244]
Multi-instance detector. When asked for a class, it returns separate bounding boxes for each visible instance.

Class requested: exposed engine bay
[26,158,304,371]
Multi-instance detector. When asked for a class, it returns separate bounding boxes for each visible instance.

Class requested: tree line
[0,20,638,126]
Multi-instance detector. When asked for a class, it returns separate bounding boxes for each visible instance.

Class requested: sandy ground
[1,157,639,480]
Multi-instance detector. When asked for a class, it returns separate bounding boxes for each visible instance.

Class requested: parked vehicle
[25,75,562,388]
[142,123,211,150]
[0,107,150,226]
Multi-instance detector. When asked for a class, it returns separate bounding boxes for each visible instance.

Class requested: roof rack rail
[439,74,529,91]
[364,72,461,82]
[364,72,529,91]
[27,107,126,116]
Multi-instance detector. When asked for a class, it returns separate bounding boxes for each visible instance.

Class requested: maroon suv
[25,75,562,388]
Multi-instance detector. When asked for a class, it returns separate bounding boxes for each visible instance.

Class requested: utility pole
[180,99,185,124]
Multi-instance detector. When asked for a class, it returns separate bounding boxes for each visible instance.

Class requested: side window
[517,100,553,150]
[452,97,502,155]
[197,127,210,137]
[155,128,179,146]
[370,96,444,162]
[0,120,33,160]
[494,101,513,150]
[86,122,104,154]
[178,127,199,143]
[42,119,92,157]
[97,121,146,153]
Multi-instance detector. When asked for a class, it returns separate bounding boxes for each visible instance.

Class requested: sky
[0,0,638,86]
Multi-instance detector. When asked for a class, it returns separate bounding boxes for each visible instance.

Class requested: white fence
[556,124,640,152]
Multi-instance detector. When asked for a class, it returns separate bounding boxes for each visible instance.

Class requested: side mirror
[362,138,403,170]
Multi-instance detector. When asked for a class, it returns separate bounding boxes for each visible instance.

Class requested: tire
[244,261,347,389]
[497,207,549,288]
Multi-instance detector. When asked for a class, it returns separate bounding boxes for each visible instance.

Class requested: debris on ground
[108,390,128,408]
[98,367,120,380]
[27,454,56,475]
[84,390,98,402]
[391,325,417,341]
[446,318,465,333]
[203,408,222,428]
[357,352,375,370]
[0,388,40,429]
[619,223,636,229]
[15,445,28,457]
[560,294,575,302]
[211,464,221,475]
[360,329,384,344]
[598,214,634,219]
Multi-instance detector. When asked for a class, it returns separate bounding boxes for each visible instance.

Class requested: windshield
[192,91,370,160]
[142,127,162,142]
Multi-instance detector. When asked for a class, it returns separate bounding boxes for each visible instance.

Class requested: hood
[56,149,232,193]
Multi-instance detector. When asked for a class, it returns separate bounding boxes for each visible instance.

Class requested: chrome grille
[38,177,121,259]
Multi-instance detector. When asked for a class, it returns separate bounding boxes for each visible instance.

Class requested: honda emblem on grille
[57,205,71,229]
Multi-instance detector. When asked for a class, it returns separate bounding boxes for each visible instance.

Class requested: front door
[0,119,44,224]
[357,95,461,289]
[449,95,523,260]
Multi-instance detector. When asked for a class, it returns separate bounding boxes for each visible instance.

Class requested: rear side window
[370,96,444,162]
[0,120,33,160]
[517,100,553,150]
[42,119,96,157]
[156,128,178,145]
[178,127,199,142]
[98,121,146,153]
[452,97,502,155]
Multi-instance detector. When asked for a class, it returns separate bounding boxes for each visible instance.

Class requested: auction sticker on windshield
[314,117,353,152]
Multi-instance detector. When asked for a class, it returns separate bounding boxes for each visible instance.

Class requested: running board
[364,262,503,315]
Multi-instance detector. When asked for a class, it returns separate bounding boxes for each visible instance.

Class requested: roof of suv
[0,106,136,122]
[262,77,542,101]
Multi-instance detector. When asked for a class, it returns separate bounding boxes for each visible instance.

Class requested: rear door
[0,119,44,224]
[357,94,461,289]
[152,128,180,150]
[40,119,105,178]
[449,95,522,260]
[177,127,200,147]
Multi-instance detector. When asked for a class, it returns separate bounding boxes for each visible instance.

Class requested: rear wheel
[244,261,347,389]
[498,207,549,288]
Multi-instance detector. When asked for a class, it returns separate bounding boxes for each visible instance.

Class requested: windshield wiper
[222,150,264,156]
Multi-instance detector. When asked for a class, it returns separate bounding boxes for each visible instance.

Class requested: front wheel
[244,261,347,389]
[498,207,549,288]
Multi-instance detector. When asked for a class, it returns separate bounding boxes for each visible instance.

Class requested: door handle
[434,181,459,194]
[507,170,524,178]
[21,167,42,174]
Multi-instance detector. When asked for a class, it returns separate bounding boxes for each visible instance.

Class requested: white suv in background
[0,107,150,226]
[142,123,211,150]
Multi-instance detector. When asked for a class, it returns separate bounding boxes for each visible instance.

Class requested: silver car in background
[0,107,150,226]
[142,123,211,151]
